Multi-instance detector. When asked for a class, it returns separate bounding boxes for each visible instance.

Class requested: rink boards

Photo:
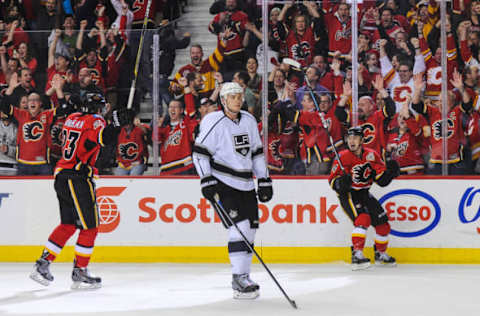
[0,177,479,264]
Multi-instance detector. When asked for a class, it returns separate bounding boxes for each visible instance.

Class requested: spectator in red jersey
[276,1,324,67]
[0,92,54,175]
[386,101,425,175]
[15,42,37,75]
[209,0,249,80]
[335,76,397,157]
[46,29,71,106]
[114,109,149,176]
[75,20,108,93]
[171,35,226,100]
[2,17,29,53]
[156,99,198,175]
[411,72,473,175]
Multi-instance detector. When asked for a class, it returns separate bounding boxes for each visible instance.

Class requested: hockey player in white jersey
[192,82,273,300]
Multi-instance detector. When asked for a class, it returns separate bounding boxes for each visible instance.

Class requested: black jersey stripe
[192,144,212,157]
[211,161,253,179]
[252,146,263,157]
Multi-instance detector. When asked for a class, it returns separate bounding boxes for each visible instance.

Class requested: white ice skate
[30,258,54,286]
[232,274,260,299]
[71,267,102,290]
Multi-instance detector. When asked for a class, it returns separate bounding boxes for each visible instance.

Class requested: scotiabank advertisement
[0,178,479,249]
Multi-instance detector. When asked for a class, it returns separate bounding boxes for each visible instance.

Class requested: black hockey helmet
[346,126,364,138]
[80,92,106,114]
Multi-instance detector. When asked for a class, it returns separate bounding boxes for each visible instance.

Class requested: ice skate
[351,247,371,271]
[30,258,53,286]
[374,246,397,267]
[232,274,259,299]
[71,267,102,290]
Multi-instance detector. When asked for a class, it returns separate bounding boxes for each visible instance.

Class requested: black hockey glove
[386,159,401,178]
[333,174,352,194]
[257,177,273,202]
[112,108,134,127]
[201,176,219,201]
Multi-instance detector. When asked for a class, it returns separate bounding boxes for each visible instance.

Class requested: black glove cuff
[258,177,272,187]
[201,176,218,188]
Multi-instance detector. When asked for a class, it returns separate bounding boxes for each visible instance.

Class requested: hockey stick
[212,194,298,309]
[127,0,153,109]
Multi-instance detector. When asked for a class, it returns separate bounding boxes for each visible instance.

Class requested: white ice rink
[0,263,477,316]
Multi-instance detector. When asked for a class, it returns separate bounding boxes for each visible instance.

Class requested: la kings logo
[233,134,250,157]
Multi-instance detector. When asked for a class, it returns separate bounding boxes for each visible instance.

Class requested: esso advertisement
[458,187,480,234]
[379,189,441,237]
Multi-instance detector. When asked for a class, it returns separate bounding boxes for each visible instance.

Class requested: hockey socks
[74,228,98,268]
[44,224,77,261]
[374,223,391,253]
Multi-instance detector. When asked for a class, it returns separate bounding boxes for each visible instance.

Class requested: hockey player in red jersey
[329,126,399,270]
[30,93,130,290]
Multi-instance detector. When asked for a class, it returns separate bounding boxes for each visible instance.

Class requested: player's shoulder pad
[240,110,257,123]
[201,110,226,127]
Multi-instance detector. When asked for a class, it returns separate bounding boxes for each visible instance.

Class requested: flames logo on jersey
[432,119,454,140]
[291,42,311,61]
[119,143,139,160]
[335,27,351,41]
[427,66,442,86]
[165,129,182,149]
[352,163,373,184]
[269,139,282,162]
[51,124,63,146]
[393,86,413,103]
[23,121,44,142]
[361,123,375,144]
[394,141,409,157]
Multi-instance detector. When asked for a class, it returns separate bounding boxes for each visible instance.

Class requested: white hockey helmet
[220,82,243,100]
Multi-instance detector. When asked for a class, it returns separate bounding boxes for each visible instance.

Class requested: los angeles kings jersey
[193,110,268,191]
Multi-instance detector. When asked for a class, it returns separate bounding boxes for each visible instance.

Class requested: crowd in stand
[2,0,480,176]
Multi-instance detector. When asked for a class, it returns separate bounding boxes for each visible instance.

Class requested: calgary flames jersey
[11,107,54,164]
[116,126,148,169]
[55,112,106,177]
[329,147,387,191]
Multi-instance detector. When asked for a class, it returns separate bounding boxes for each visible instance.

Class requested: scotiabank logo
[458,187,480,234]
[96,187,126,233]
[379,189,441,237]
[138,197,339,224]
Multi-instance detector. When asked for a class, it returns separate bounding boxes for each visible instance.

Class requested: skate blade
[30,271,51,286]
[375,261,397,267]
[233,290,259,300]
[71,281,102,290]
[351,262,371,271]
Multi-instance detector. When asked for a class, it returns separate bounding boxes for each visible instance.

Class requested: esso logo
[379,189,441,237]
[96,187,126,233]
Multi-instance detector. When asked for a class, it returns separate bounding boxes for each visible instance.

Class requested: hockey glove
[386,159,401,178]
[333,174,352,194]
[112,108,134,127]
[201,176,219,201]
[257,177,273,202]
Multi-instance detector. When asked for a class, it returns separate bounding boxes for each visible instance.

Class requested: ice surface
[0,263,477,316]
